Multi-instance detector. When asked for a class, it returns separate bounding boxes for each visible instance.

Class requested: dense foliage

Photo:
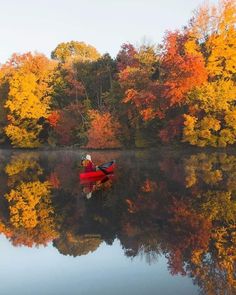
[0,0,235,148]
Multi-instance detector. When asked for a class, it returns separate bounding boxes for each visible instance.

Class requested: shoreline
[0,144,235,154]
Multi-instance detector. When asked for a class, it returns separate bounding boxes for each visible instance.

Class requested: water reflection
[0,149,235,295]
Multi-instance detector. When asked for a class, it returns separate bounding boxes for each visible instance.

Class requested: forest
[0,0,235,149]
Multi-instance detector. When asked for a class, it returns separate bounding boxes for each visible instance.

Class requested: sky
[0,0,217,63]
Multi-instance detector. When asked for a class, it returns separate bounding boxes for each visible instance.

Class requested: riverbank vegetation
[0,0,235,148]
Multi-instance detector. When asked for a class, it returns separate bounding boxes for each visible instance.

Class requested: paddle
[97,165,109,175]
[97,160,115,175]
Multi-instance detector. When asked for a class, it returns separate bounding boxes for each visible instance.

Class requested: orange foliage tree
[85,110,121,149]
[118,44,160,124]
[160,31,208,107]
[158,30,207,143]
[117,44,162,147]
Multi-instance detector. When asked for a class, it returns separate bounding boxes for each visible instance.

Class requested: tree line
[0,0,235,148]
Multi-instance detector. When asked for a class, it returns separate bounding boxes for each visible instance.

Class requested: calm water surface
[0,149,235,295]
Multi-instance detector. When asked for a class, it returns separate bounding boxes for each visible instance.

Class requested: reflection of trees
[50,150,236,295]
[0,153,58,247]
[180,153,236,294]
[0,150,235,294]
[116,151,236,294]
[184,153,236,191]
[48,153,79,194]
[54,233,102,257]
[119,224,162,265]
[161,153,236,294]
[6,181,51,228]
[190,226,236,295]
[52,185,120,256]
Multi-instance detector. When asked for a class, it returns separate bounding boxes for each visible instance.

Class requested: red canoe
[79,160,116,180]
[80,174,115,185]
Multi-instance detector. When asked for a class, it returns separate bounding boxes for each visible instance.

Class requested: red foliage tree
[53,103,88,145]
[159,116,184,143]
[116,43,139,72]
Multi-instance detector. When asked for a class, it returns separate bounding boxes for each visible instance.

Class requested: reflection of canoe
[79,160,116,180]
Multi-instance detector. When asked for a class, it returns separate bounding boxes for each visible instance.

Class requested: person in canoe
[81,154,96,172]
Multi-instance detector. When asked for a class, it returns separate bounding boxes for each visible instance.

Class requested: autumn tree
[183,0,236,147]
[160,31,208,107]
[190,0,236,80]
[0,65,11,145]
[50,102,89,146]
[51,41,101,63]
[50,42,122,147]
[157,29,208,143]
[183,80,236,147]
[52,52,119,113]
[85,110,121,149]
[116,43,139,72]
[119,44,159,121]
[2,53,55,148]
[117,44,162,146]
[51,62,86,108]
[51,41,102,106]
[71,53,119,109]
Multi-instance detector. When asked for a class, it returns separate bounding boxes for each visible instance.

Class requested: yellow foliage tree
[51,41,101,63]
[190,0,236,79]
[183,0,236,147]
[3,53,55,148]
[206,0,236,79]
[183,80,236,147]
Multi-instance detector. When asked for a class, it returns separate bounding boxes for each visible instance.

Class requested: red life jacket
[84,161,96,172]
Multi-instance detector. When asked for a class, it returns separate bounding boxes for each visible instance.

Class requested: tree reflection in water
[0,149,235,294]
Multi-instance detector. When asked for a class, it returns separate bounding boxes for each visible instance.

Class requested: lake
[0,149,235,295]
